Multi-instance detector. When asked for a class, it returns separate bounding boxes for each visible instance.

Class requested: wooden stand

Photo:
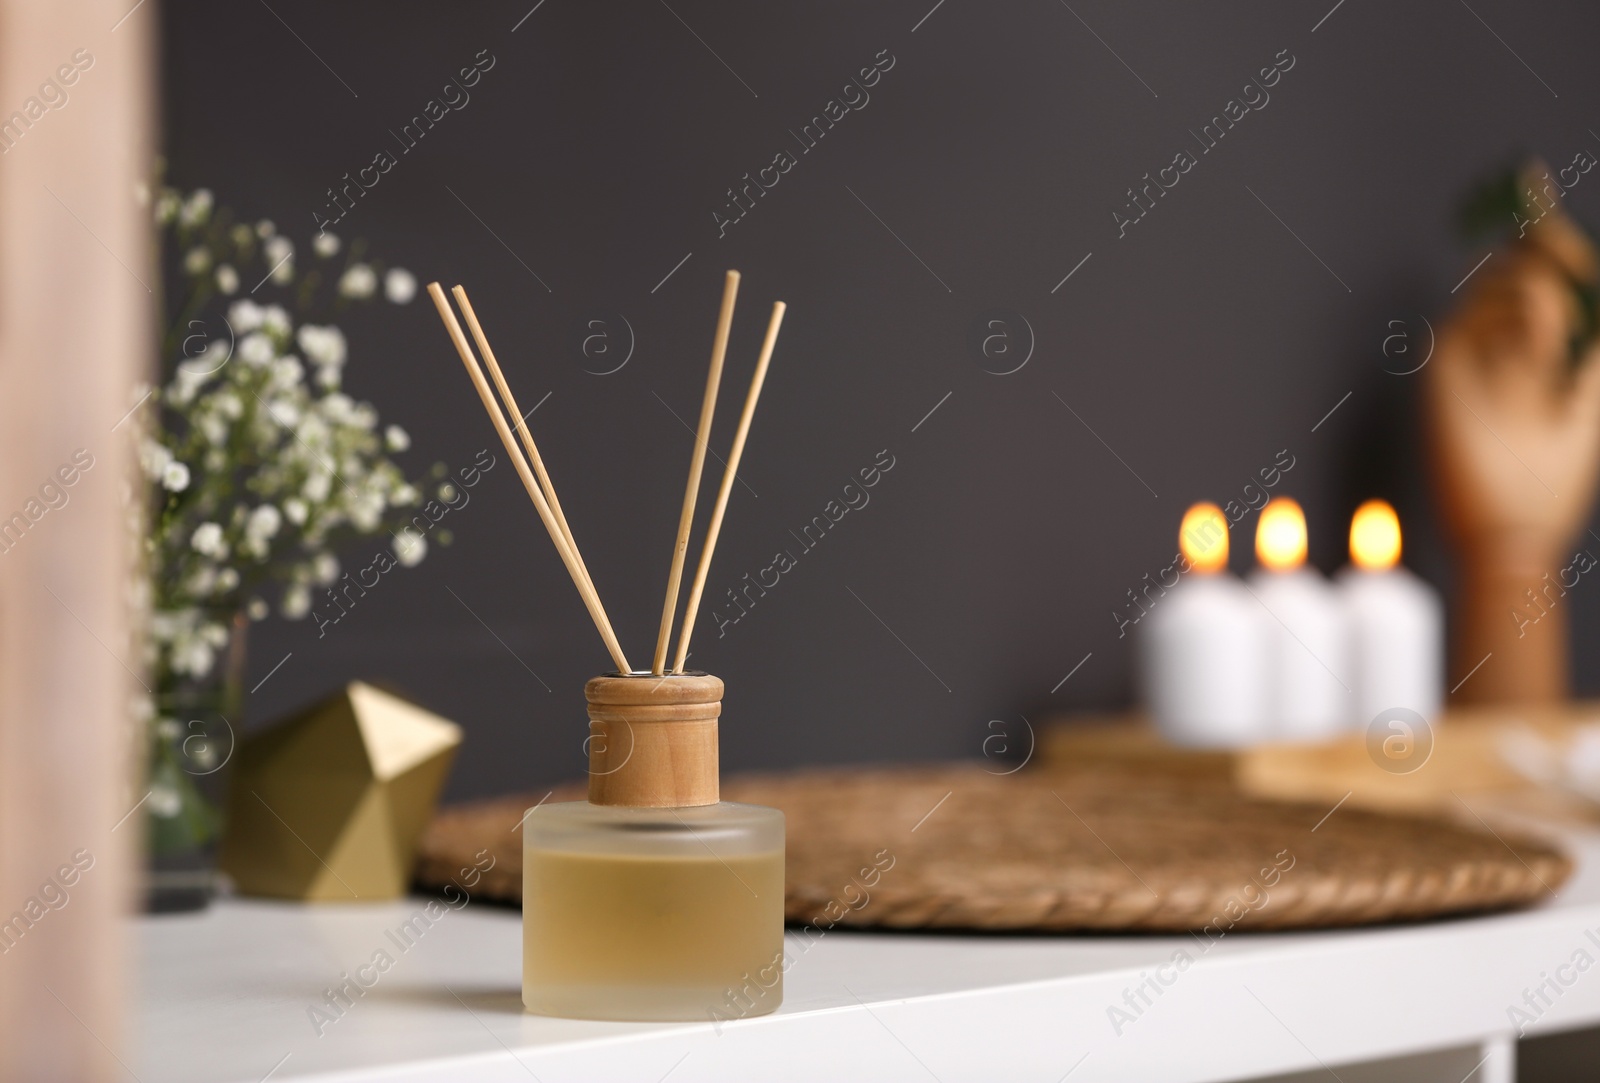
[1039,707,1600,825]
[585,673,722,807]
[1425,173,1600,704]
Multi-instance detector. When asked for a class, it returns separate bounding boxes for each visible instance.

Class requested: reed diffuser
[428,272,788,1022]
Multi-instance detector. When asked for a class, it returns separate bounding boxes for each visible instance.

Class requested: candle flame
[1256,497,1307,572]
[1179,503,1228,573]
[1350,499,1401,571]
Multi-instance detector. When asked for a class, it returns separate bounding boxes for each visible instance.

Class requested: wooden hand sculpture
[1426,166,1600,702]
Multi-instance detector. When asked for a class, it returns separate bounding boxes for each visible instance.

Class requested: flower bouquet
[138,186,441,908]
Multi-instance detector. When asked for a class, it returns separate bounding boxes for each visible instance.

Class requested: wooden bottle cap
[585,672,722,808]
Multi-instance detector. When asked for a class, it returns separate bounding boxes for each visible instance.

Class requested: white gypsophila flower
[154,190,180,225]
[313,232,341,257]
[198,412,227,447]
[246,597,269,620]
[186,566,217,595]
[265,398,300,429]
[230,223,253,249]
[198,338,231,372]
[201,622,228,648]
[303,472,333,503]
[350,403,378,430]
[313,553,339,585]
[166,358,217,407]
[178,189,213,228]
[183,246,212,274]
[283,497,309,526]
[264,235,294,279]
[315,365,341,390]
[228,299,265,333]
[281,583,311,619]
[338,264,377,299]
[297,325,347,368]
[296,414,330,448]
[270,356,304,391]
[204,448,226,471]
[148,784,183,818]
[215,264,240,295]
[320,393,355,424]
[256,219,275,239]
[261,305,291,338]
[349,493,384,531]
[215,567,240,592]
[170,635,215,680]
[393,528,427,567]
[390,483,418,506]
[238,332,274,367]
[161,460,191,492]
[140,438,173,480]
[384,424,410,452]
[190,522,227,559]
[214,390,243,419]
[384,268,418,304]
[246,504,282,542]
[168,380,200,408]
[147,611,181,642]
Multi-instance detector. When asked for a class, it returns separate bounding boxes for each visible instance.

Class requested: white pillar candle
[1144,503,1270,747]
[1338,499,1443,730]
[1249,497,1351,742]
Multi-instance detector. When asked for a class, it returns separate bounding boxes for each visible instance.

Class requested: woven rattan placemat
[416,765,1570,931]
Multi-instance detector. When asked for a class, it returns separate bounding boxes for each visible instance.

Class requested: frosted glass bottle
[521,672,786,1022]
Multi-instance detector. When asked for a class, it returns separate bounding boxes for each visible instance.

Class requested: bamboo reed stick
[426,282,632,674]
[672,301,785,673]
[651,269,739,675]
[451,285,599,601]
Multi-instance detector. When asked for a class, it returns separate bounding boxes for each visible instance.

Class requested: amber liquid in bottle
[522,801,785,1021]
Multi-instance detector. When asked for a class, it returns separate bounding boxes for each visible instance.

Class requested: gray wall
[163,0,1600,800]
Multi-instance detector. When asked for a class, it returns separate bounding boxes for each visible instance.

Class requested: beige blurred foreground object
[221,683,461,900]
[0,1,154,1079]
[1426,164,1600,703]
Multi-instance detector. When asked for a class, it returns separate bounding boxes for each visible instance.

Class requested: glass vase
[145,608,247,912]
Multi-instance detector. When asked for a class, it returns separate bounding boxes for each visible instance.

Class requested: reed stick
[451,285,599,601]
[672,301,785,673]
[651,269,739,675]
[426,282,632,674]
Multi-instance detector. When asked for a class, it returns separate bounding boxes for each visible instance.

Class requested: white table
[138,824,1600,1082]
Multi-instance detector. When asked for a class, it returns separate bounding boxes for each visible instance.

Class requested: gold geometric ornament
[220,681,461,901]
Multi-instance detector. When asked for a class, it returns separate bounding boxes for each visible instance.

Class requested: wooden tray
[416,765,1570,932]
